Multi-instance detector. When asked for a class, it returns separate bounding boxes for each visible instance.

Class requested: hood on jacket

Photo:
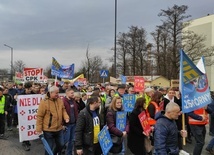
[155,110,165,120]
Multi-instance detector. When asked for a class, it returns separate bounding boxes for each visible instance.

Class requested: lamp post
[114,0,117,78]
[4,44,13,81]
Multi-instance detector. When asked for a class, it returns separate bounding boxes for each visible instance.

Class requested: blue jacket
[154,111,179,155]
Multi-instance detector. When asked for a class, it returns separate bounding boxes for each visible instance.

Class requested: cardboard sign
[134,76,145,92]
[138,111,151,136]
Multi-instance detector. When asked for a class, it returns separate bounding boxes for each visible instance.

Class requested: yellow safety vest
[0,95,6,114]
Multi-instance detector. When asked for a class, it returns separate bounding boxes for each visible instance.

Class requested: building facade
[184,14,214,91]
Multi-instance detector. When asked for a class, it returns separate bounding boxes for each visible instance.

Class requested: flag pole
[55,75,57,86]
[182,113,186,145]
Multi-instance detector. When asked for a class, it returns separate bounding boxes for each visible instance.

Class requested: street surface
[0,126,213,155]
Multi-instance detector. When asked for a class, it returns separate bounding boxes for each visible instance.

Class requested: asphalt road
[0,125,213,155]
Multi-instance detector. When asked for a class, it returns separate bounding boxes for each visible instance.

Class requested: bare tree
[116,26,147,76]
[152,5,191,79]
[14,60,25,73]
[182,31,214,65]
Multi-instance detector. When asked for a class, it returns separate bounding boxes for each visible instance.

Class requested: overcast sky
[0,0,213,72]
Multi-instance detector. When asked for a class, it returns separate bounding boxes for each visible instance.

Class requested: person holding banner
[75,96,102,155]
[128,97,149,155]
[36,86,69,155]
[154,102,187,155]
[21,82,35,151]
[187,106,210,155]
[106,96,129,154]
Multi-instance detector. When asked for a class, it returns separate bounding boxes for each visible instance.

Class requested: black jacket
[128,108,147,155]
[75,105,100,151]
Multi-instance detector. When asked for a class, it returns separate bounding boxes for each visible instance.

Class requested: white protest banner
[17,93,66,142]
[23,68,43,82]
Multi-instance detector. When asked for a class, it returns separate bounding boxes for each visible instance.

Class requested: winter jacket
[75,105,101,151]
[62,97,78,124]
[163,96,182,130]
[36,95,69,132]
[128,108,147,155]
[106,109,129,136]
[154,111,179,155]
[106,109,129,153]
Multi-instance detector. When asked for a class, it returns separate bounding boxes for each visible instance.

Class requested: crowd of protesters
[0,80,214,155]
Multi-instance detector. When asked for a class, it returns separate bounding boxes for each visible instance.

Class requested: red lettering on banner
[28,130,37,136]
[28,115,37,120]
[24,68,43,76]
[32,97,40,105]
[19,98,31,106]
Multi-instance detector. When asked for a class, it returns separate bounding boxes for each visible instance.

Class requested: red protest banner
[134,76,145,92]
[138,111,151,136]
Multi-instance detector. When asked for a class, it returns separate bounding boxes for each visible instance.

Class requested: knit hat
[144,87,154,93]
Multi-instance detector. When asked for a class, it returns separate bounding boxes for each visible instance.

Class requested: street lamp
[4,44,13,81]
[114,0,117,78]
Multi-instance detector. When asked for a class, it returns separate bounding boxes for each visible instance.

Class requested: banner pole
[182,113,186,145]
[55,75,57,86]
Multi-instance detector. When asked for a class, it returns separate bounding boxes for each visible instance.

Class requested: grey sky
[0,0,213,72]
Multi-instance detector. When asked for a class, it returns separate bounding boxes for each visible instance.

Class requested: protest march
[0,51,214,155]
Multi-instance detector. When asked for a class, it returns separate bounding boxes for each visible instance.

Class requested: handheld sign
[98,125,113,155]
[24,68,43,82]
[134,76,145,92]
[138,111,151,136]
[123,94,135,112]
[116,111,127,131]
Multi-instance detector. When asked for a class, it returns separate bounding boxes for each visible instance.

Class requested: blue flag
[51,57,75,79]
[51,57,61,76]
[60,64,75,79]
[180,50,212,113]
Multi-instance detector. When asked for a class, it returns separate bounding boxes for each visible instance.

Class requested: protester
[128,97,149,155]
[80,93,88,105]
[75,96,102,155]
[154,102,187,155]
[144,88,154,109]
[106,96,129,154]
[21,82,35,151]
[8,81,18,127]
[59,81,70,93]
[128,86,135,95]
[163,88,185,150]
[74,92,85,112]
[115,85,126,97]
[62,88,79,155]
[36,86,69,155]
[205,100,214,154]
[39,85,47,95]
[0,87,8,139]
[188,105,211,155]
[147,91,162,126]
[3,86,13,131]
[105,89,116,109]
